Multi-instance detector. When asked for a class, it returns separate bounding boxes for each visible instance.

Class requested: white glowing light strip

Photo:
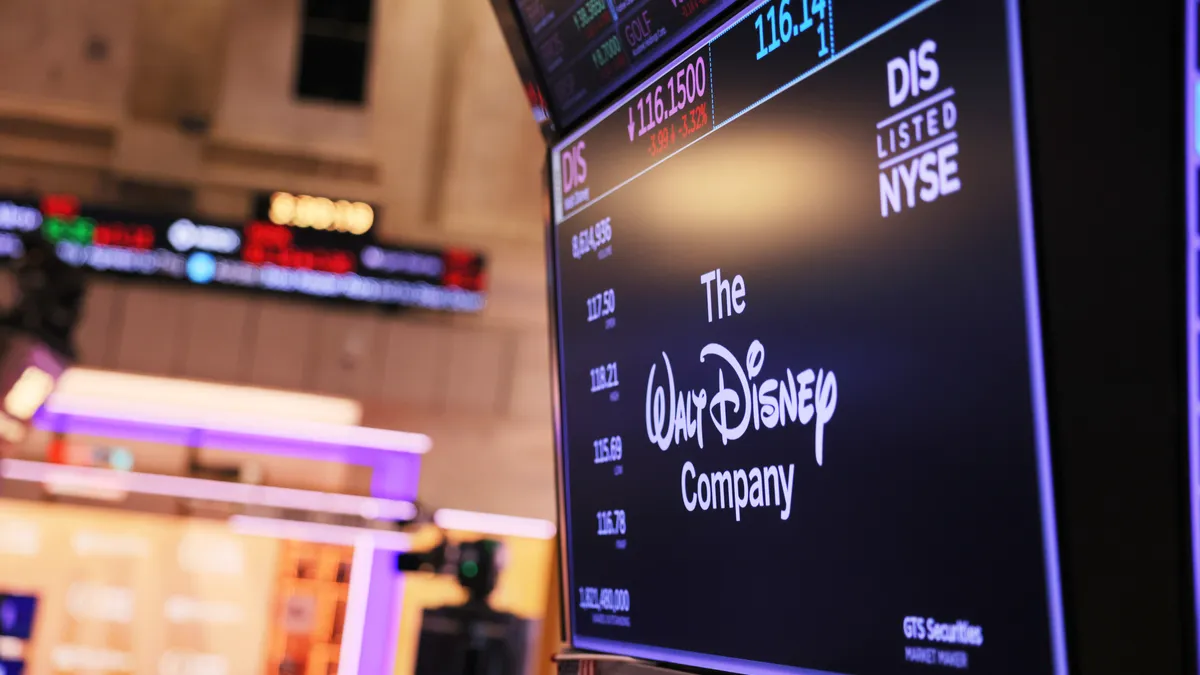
[226,515,411,551]
[337,534,375,675]
[1,459,416,521]
[42,396,431,455]
[0,636,25,660]
[433,508,557,540]
[53,368,363,426]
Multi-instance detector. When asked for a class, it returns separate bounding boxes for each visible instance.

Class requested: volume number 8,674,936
[572,217,613,260]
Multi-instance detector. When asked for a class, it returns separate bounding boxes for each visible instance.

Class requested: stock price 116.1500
[627,55,707,142]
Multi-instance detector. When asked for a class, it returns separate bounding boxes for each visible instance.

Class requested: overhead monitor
[510,0,746,128]
[544,0,1067,673]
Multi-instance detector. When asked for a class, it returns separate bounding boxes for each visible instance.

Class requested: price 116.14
[754,0,829,61]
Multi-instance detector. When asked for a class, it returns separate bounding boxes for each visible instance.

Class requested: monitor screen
[514,0,746,128]
[0,593,37,639]
[547,0,1067,673]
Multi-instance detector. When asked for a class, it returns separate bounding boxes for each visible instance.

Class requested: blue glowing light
[108,447,134,472]
[186,252,217,284]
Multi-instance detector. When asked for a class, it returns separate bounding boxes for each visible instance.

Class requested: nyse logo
[876,39,961,218]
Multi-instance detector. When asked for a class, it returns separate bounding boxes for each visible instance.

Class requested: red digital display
[647,101,709,158]
[242,223,356,274]
[41,194,79,219]
[92,223,155,250]
[1,193,488,313]
[442,249,487,291]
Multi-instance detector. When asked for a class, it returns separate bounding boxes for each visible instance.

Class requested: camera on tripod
[0,230,86,445]
[397,530,534,675]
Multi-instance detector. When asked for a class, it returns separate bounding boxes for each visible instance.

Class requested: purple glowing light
[1006,0,1068,670]
[1,459,416,521]
[1187,0,1199,666]
[37,401,430,454]
[30,408,423,501]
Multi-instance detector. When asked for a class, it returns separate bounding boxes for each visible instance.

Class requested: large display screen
[0,194,487,313]
[548,0,1067,672]
[514,0,746,127]
[0,499,364,675]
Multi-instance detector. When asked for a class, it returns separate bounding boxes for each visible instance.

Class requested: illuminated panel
[4,367,55,421]
[433,508,557,540]
[258,191,375,235]
[0,334,70,443]
[52,368,363,427]
[0,194,487,313]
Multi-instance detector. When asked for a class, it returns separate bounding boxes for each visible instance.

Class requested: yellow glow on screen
[268,192,374,235]
[5,366,56,420]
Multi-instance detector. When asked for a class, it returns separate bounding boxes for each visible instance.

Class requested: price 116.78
[754,0,830,61]
[596,509,627,536]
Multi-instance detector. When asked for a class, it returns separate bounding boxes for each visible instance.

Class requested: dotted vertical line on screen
[830,0,837,54]
[709,42,716,123]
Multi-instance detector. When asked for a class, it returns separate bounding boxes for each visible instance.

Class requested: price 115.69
[594,435,623,464]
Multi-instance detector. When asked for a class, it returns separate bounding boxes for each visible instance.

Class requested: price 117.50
[586,288,615,322]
